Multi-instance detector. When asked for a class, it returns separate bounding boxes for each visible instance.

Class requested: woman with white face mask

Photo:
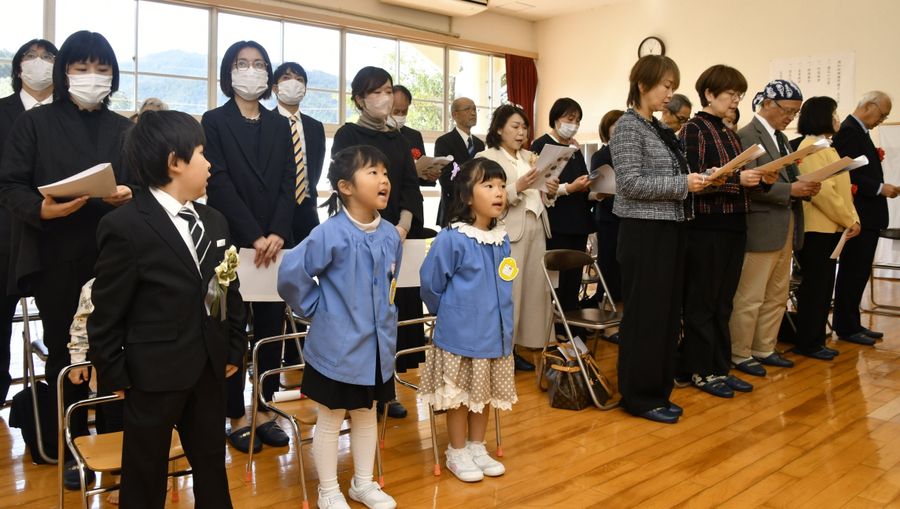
[0,30,135,487]
[201,40,296,456]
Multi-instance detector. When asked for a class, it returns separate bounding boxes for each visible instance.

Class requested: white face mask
[557,121,579,140]
[231,68,269,101]
[20,59,54,91]
[387,115,407,130]
[363,93,393,120]
[277,79,306,106]
[67,73,113,107]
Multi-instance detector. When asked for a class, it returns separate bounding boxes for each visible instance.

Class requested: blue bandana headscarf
[751,79,803,111]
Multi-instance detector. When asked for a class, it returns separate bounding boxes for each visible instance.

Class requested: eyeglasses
[23,52,55,63]
[773,101,800,117]
[724,90,745,102]
[870,102,890,121]
[234,59,267,71]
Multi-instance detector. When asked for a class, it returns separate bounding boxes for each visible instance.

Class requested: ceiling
[487,0,629,21]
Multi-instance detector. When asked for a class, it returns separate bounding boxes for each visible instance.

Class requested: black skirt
[301,348,396,411]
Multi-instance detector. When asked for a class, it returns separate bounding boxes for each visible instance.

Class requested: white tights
[312,403,377,494]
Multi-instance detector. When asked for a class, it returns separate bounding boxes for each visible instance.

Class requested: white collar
[346,210,381,233]
[451,222,506,245]
[499,147,527,165]
[150,187,194,218]
[456,126,472,143]
[277,104,301,120]
[19,89,52,110]
[850,114,869,134]
[755,113,778,137]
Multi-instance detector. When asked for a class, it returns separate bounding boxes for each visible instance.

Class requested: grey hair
[666,93,692,114]
[857,90,891,108]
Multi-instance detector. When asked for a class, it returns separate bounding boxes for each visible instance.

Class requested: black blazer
[88,191,247,393]
[0,94,25,263]
[433,129,485,227]
[0,100,133,294]
[590,146,618,224]
[332,122,424,233]
[833,115,889,230]
[202,99,295,249]
[531,134,594,235]
[272,108,326,243]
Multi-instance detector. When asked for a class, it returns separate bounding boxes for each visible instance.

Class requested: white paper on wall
[769,52,855,118]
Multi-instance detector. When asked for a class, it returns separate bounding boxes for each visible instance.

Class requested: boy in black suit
[87,111,246,509]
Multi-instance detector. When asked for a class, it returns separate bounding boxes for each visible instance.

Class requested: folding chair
[245,332,384,509]
[864,228,900,316]
[57,362,189,509]
[380,316,504,477]
[19,297,56,463]
[540,249,621,409]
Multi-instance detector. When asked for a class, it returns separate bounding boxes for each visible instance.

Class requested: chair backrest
[544,249,594,272]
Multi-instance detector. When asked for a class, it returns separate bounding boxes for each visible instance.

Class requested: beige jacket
[476,146,552,243]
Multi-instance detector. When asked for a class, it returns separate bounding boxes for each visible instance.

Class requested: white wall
[534,0,900,141]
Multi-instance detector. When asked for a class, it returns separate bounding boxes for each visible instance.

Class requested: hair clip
[450,162,461,181]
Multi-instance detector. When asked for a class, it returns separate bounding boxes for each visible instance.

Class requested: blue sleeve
[419,232,457,314]
[277,225,335,318]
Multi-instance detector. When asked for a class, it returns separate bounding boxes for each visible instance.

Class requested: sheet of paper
[37,162,117,199]
[830,229,853,259]
[797,155,867,183]
[589,164,616,194]
[397,238,434,288]
[558,336,589,361]
[755,138,832,175]
[530,145,578,192]
[706,144,767,181]
[236,248,286,302]
[415,156,453,181]
[272,389,304,402]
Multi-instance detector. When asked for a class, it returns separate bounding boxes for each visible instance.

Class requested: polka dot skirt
[419,347,518,413]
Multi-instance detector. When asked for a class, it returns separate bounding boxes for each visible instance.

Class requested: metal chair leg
[375,430,384,487]
[428,404,441,476]
[379,400,390,449]
[493,407,503,457]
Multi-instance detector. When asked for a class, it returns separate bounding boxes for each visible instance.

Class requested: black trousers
[225,301,284,419]
[595,220,622,303]
[679,229,746,377]
[546,233,589,311]
[617,219,685,415]
[0,249,19,403]
[795,232,841,352]
[121,361,232,509]
[832,228,879,336]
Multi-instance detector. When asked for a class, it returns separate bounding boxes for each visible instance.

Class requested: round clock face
[639,37,665,57]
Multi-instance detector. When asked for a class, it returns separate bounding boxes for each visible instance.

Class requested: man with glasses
[661,93,692,133]
[729,80,823,368]
[831,91,896,346]
[434,97,485,226]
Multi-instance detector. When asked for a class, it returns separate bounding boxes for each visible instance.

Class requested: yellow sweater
[797,136,859,233]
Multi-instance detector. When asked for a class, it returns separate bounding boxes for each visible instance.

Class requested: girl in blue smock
[418,158,517,483]
[278,145,400,509]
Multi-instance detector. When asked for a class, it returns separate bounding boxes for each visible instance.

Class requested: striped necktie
[467,135,476,157]
[290,114,308,204]
[177,207,211,267]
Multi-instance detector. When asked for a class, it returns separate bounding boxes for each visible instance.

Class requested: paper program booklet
[37,163,117,199]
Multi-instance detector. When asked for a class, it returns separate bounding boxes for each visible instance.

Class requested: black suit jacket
[0,100,134,294]
[590,146,618,224]
[87,191,247,393]
[433,129,485,227]
[202,99,295,249]
[833,115,889,230]
[531,134,594,235]
[272,108,326,243]
[0,94,25,266]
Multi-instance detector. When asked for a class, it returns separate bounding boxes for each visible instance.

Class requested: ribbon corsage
[210,246,239,321]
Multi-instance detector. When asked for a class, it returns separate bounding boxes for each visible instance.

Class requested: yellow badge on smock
[498,257,519,282]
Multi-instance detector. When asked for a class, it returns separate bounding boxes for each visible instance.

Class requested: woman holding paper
[678,65,762,398]
[794,97,860,359]
[476,104,559,371]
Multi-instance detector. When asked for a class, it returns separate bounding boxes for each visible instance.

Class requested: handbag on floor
[541,343,616,410]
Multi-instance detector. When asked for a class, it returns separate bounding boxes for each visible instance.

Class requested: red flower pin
[411,148,422,160]
[851,184,859,196]
[877,147,885,162]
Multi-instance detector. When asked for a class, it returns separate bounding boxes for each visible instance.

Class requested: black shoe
[63,460,95,491]
[386,401,408,418]
[692,375,734,398]
[792,347,835,361]
[838,332,876,346]
[861,327,884,339]
[822,346,839,356]
[667,402,683,416]
[256,420,290,447]
[228,426,263,454]
[754,352,794,368]
[601,332,620,345]
[673,374,692,388]
[514,353,535,372]
[724,375,753,393]
[637,407,679,424]
[733,359,767,377]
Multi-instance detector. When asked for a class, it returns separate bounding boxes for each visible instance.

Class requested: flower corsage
[210,246,239,321]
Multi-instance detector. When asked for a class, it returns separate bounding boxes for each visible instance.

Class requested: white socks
[312,403,378,495]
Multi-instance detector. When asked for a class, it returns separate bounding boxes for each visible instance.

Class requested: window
[448,50,506,135]
[0,1,43,97]
[283,22,340,124]
[399,41,444,132]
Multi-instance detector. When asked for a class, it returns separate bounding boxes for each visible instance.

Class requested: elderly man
[729,80,823,371]
[831,91,897,346]
[661,93,692,133]
[434,97,485,226]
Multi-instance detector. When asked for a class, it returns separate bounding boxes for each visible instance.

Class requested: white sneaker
[317,487,351,509]
[467,441,505,477]
[445,446,484,482]
[348,478,397,509]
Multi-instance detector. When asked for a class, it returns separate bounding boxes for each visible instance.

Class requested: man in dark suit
[434,97,485,226]
[832,91,896,345]
[89,111,246,509]
[391,84,434,190]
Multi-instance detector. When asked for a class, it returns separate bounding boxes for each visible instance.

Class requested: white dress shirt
[278,104,307,158]
[150,187,201,272]
[19,89,52,110]
[499,148,543,217]
[754,113,781,151]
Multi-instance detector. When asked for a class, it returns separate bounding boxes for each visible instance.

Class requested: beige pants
[729,219,793,361]
[510,211,553,349]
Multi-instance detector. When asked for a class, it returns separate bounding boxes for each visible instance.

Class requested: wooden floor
[4,281,900,508]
